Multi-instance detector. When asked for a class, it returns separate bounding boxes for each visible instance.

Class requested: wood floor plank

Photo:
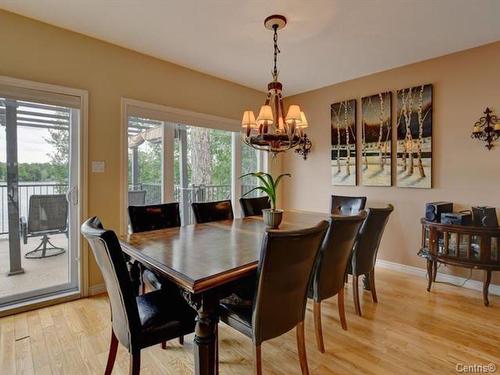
[0,268,499,375]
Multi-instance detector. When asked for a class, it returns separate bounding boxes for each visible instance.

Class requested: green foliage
[44,129,69,183]
[0,162,67,182]
[208,130,231,186]
[241,172,291,210]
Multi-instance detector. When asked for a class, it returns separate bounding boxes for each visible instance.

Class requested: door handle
[66,186,78,205]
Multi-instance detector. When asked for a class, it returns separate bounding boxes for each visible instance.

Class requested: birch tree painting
[361,92,392,186]
[396,84,432,188]
[331,99,357,186]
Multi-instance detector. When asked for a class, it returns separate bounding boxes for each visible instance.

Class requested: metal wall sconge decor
[471,107,500,150]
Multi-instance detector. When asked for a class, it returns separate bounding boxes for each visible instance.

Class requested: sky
[0,126,58,163]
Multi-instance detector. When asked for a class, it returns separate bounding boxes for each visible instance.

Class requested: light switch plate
[91,161,105,173]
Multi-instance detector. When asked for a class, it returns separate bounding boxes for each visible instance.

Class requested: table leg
[193,293,219,375]
[426,259,433,292]
[483,270,491,307]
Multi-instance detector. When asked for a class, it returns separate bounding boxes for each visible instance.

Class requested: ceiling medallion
[241,15,311,159]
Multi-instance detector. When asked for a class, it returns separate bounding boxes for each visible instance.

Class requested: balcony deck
[0,234,68,299]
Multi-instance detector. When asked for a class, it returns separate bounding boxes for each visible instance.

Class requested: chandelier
[241,15,312,159]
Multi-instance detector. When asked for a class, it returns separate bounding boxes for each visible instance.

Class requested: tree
[189,127,212,185]
[44,128,69,183]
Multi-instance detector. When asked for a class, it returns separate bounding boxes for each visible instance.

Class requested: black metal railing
[129,183,259,225]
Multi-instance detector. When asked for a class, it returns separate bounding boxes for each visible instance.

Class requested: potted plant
[241,172,291,229]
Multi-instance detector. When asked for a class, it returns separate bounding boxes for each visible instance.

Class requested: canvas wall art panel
[331,99,357,186]
[361,92,392,186]
[396,84,432,188]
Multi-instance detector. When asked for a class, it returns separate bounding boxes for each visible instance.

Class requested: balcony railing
[0,182,261,234]
[130,183,260,225]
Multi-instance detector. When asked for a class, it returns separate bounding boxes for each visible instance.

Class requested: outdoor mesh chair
[128,190,147,206]
[20,194,68,259]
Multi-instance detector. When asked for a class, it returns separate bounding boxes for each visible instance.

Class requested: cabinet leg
[426,260,433,292]
[483,270,492,307]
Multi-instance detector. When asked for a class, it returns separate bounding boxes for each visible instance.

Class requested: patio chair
[20,194,68,259]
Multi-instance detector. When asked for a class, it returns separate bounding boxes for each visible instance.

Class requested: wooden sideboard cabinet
[419,219,500,306]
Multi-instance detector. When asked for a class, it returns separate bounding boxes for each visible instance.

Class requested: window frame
[121,98,267,233]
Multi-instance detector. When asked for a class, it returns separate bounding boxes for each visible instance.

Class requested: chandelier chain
[272,25,280,80]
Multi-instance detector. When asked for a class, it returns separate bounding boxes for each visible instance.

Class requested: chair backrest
[309,212,367,302]
[240,196,270,217]
[81,217,140,351]
[28,194,68,233]
[128,190,147,206]
[128,203,181,233]
[252,220,329,345]
[330,195,367,215]
[191,200,234,223]
[352,205,394,276]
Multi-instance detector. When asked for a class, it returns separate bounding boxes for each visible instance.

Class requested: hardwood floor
[1,268,498,375]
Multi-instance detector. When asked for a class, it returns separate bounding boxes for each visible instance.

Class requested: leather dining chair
[128,202,181,233]
[308,212,366,353]
[330,195,367,215]
[128,202,185,347]
[348,205,394,316]
[191,200,234,223]
[219,220,329,375]
[81,217,196,375]
[239,196,270,217]
[128,203,181,293]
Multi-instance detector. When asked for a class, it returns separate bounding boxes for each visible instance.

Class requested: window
[127,116,164,205]
[174,124,233,225]
[123,100,268,231]
[241,143,262,198]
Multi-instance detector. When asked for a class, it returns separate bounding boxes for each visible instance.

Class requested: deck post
[178,126,189,224]
[5,99,24,275]
[131,146,139,189]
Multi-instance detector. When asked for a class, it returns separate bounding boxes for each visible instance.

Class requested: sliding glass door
[0,87,81,308]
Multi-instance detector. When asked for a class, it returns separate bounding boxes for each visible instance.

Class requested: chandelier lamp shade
[241,15,312,159]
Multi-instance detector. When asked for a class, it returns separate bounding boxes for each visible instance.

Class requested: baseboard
[376,259,500,296]
[88,283,106,296]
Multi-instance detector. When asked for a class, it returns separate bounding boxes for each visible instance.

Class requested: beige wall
[282,41,500,284]
[0,10,264,287]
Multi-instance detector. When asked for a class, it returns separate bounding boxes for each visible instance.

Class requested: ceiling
[1,0,500,95]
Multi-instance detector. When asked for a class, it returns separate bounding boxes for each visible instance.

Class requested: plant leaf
[242,186,270,197]
[273,173,291,189]
[240,172,272,191]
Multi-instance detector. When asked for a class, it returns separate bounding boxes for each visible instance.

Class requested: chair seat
[137,290,196,348]
[219,302,253,339]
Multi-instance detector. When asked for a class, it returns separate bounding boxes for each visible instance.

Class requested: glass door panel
[0,97,80,307]
[127,116,165,205]
[174,124,232,225]
[241,144,262,198]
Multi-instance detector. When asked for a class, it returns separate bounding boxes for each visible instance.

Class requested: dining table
[119,209,329,375]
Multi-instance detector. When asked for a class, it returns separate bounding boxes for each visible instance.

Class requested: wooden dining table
[119,209,329,375]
